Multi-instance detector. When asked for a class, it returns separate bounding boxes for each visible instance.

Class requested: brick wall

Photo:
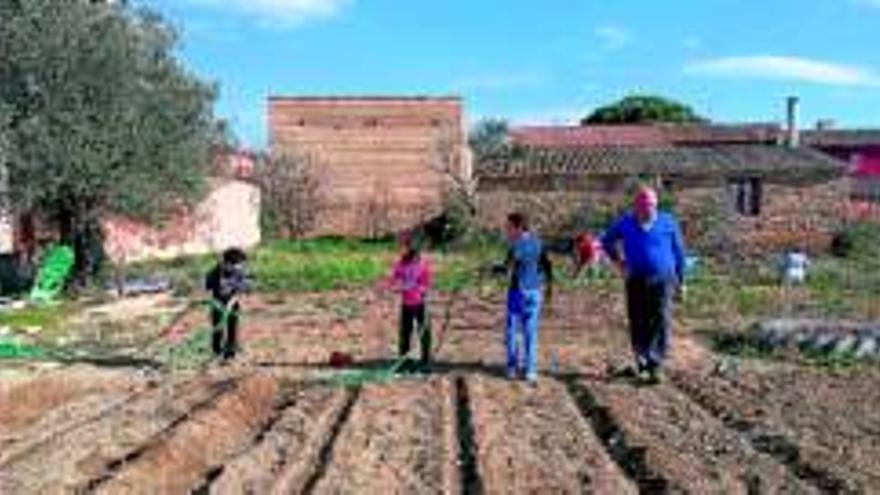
[475,177,850,256]
[104,180,261,263]
[268,97,470,237]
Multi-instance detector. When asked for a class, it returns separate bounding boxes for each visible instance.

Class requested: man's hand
[674,284,686,303]
[543,285,555,316]
[613,260,627,278]
[490,263,508,276]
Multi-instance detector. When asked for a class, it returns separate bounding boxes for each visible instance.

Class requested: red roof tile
[509,126,668,147]
[509,124,782,148]
[802,130,880,147]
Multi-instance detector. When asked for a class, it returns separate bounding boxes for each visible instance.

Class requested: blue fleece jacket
[601,212,686,283]
[507,233,552,291]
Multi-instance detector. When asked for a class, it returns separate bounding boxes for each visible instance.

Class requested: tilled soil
[574,376,816,494]
[1,370,241,493]
[210,386,349,494]
[2,288,880,494]
[308,378,457,494]
[671,363,880,493]
[466,375,635,494]
[93,374,279,494]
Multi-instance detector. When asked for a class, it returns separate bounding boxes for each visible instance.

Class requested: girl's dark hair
[222,247,247,265]
[507,212,529,230]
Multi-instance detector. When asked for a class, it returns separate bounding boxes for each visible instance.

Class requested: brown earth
[1,288,879,494]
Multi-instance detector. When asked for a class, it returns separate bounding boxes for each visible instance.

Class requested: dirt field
[2,288,879,494]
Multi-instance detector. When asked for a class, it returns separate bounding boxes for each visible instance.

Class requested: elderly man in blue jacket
[602,186,686,384]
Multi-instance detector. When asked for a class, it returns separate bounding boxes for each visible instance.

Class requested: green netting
[154,298,237,370]
[0,338,48,359]
[324,359,408,387]
[29,245,75,304]
[155,326,214,370]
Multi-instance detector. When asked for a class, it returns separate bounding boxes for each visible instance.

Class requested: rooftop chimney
[816,119,835,131]
[786,96,800,147]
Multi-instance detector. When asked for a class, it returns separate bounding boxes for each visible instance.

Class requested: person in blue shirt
[602,186,686,384]
[496,212,553,384]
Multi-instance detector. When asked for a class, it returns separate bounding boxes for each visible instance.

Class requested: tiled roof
[509,124,782,148]
[509,126,668,147]
[802,130,880,148]
[476,144,845,181]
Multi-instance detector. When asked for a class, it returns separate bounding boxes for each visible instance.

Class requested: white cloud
[684,55,880,87]
[594,25,632,50]
[185,0,351,26]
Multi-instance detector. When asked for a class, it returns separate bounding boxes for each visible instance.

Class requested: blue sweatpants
[505,288,543,378]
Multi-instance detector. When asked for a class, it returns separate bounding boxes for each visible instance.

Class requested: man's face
[634,188,658,223]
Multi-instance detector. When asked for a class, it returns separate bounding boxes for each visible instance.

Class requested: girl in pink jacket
[384,232,433,372]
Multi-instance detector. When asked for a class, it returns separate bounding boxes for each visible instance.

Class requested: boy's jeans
[505,288,543,378]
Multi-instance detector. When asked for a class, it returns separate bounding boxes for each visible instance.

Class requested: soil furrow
[168,380,309,494]
[207,386,347,494]
[92,373,279,494]
[669,370,860,494]
[0,373,234,494]
[300,386,361,494]
[571,375,819,494]
[562,377,673,494]
[0,368,144,459]
[455,376,483,495]
[82,377,240,492]
[307,378,454,494]
[467,375,636,494]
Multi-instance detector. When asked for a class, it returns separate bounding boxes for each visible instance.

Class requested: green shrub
[832,222,880,260]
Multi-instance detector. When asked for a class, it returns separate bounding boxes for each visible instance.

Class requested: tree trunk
[58,207,105,289]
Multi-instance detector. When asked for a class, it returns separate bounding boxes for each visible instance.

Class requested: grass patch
[247,238,398,293]
[0,303,73,332]
[155,327,214,370]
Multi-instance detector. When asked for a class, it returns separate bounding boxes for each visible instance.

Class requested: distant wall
[268,97,470,237]
[475,176,850,256]
[104,180,261,264]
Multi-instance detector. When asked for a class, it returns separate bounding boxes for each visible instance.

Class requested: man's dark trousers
[625,277,674,371]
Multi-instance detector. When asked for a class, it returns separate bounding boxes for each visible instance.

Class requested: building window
[729,178,763,216]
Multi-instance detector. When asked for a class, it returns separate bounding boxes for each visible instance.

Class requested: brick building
[802,129,880,205]
[475,123,849,256]
[268,96,470,237]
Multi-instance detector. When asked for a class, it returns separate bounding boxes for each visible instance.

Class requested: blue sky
[149,0,880,149]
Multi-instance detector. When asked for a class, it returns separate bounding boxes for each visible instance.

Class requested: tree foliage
[0,0,225,280]
[258,153,324,239]
[468,119,509,161]
[582,95,707,125]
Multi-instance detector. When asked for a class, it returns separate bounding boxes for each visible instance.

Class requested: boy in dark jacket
[205,248,250,360]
